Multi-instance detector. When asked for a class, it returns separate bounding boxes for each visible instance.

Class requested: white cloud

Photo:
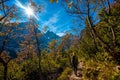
[44,13,59,26]
[41,11,60,32]
[49,25,57,32]
[56,32,65,37]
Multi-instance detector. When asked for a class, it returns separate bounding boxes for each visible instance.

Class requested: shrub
[57,67,72,80]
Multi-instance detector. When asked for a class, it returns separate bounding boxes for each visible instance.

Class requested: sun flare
[15,0,38,20]
[25,6,34,17]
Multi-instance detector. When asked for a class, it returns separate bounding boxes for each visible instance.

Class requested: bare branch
[0,0,9,4]
[0,6,13,21]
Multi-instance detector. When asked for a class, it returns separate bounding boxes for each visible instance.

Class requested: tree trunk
[86,0,98,51]
[106,0,111,15]
[110,26,116,46]
[87,16,112,52]
[32,21,43,80]
[4,63,8,80]
[88,26,98,51]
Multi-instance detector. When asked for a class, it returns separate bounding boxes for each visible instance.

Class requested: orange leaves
[50,0,58,3]
[68,1,73,9]
[50,0,55,3]
[0,32,4,36]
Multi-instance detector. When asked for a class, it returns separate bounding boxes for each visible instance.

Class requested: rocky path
[68,62,83,80]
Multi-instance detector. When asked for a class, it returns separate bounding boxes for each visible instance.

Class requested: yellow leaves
[31,1,37,7]
[5,22,18,27]
[49,40,57,50]
[20,44,25,47]
[68,1,73,9]
[0,32,4,36]
[0,51,11,62]
[23,41,28,44]
[7,23,12,26]
[50,0,55,3]
[13,22,19,26]
[30,1,38,12]
[56,0,58,3]
[50,0,58,3]
[62,33,71,41]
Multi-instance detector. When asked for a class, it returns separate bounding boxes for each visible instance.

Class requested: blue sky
[4,0,77,37]
[38,1,73,36]
[2,0,115,36]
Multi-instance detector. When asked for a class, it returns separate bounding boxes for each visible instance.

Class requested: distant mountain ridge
[39,30,61,49]
[0,22,60,58]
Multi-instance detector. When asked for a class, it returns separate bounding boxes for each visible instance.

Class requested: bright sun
[15,0,38,20]
[25,6,34,18]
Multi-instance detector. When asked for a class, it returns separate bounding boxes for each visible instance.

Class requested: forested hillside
[0,0,120,80]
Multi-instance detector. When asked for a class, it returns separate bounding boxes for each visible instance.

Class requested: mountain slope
[0,23,60,58]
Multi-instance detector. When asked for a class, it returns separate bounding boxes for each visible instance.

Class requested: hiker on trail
[71,52,78,75]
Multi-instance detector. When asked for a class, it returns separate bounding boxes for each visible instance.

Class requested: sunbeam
[15,0,38,20]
